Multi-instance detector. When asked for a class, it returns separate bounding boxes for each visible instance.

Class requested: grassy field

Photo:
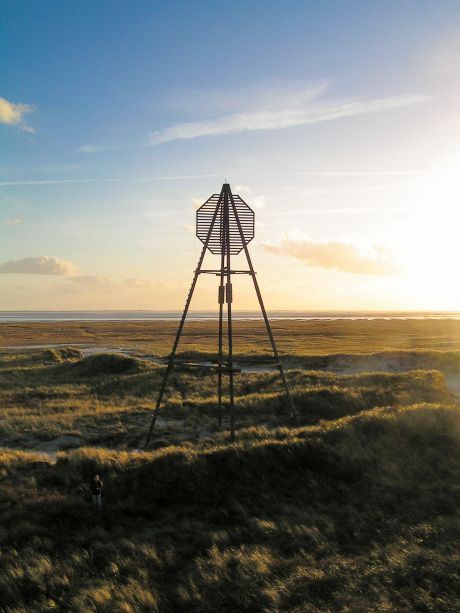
[2,318,460,450]
[0,346,456,451]
[1,404,459,611]
[1,320,460,610]
[3,318,460,354]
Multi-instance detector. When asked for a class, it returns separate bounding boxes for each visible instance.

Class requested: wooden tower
[145,183,295,447]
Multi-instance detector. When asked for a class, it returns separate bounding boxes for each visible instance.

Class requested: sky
[1,0,460,312]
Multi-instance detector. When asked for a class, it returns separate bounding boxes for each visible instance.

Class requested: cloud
[0,256,78,276]
[0,266,160,289]
[66,275,111,286]
[0,97,34,131]
[65,275,158,289]
[3,218,22,227]
[0,174,222,188]
[295,171,425,177]
[162,81,329,114]
[234,185,266,209]
[76,144,107,154]
[150,87,429,145]
[121,277,157,289]
[20,124,36,134]
[191,197,205,210]
[263,238,400,276]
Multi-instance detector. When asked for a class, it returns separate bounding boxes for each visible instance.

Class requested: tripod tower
[145,183,295,447]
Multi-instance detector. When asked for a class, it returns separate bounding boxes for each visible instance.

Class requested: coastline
[2,309,460,322]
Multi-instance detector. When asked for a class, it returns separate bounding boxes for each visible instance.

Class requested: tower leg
[224,188,235,442]
[229,193,298,423]
[217,306,223,428]
[144,261,202,449]
[217,233,226,428]
[144,190,224,449]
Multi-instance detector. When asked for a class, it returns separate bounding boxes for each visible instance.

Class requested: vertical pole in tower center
[224,184,235,442]
[217,191,225,428]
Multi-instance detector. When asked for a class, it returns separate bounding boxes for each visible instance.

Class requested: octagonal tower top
[196,183,255,255]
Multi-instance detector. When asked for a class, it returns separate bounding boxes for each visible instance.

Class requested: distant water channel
[2,310,460,322]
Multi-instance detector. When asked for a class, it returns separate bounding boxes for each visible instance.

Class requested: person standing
[91,474,103,508]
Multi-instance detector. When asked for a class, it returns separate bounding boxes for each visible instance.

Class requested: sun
[401,164,460,310]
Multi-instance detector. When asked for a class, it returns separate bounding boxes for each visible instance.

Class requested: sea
[1,311,460,322]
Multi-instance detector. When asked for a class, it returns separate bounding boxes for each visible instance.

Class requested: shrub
[70,353,147,376]
[42,347,83,362]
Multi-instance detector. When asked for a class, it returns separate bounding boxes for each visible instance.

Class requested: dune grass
[0,404,459,611]
[0,348,455,450]
[1,321,460,609]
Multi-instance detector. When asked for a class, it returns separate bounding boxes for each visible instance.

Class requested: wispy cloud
[0,256,78,275]
[3,218,22,227]
[0,255,162,290]
[76,144,108,154]
[0,174,222,188]
[234,185,266,209]
[191,197,205,210]
[295,171,426,177]
[162,81,329,114]
[296,185,393,196]
[0,97,35,132]
[65,275,159,289]
[0,170,430,189]
[261,207,412,226]
[65,275,111,286]
[0,179,116,187]
[150,86,429,145]
[263,237,400,276]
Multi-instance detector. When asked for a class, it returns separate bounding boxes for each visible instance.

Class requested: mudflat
[3,318,460,354]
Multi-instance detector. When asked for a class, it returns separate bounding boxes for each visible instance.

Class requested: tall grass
[1,323,459,609]
[0,349,455,449]
[0,404,459,611]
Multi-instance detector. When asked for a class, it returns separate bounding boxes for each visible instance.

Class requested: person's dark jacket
[91,479,103,495]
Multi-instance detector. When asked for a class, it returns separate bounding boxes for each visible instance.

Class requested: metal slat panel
[196,191,254,254]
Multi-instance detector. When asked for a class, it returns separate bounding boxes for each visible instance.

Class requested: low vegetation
[0,347,455,450]
[3,317,460,354]
[42,346,83,362]
[0,404,459,611]
[1,321,459,610]
[69,353,148,376]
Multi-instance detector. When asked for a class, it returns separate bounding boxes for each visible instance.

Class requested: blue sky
[2,1,460,310]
